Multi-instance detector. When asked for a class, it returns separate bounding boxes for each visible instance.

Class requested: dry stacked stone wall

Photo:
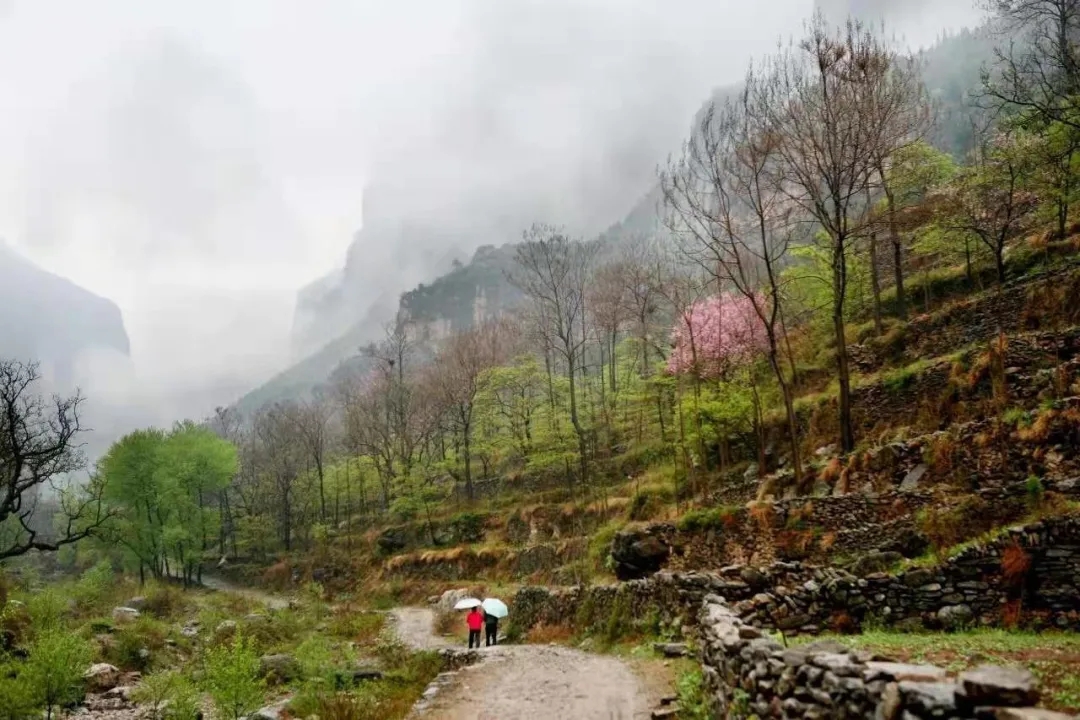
[512,516,1080,638]
[698,595,1070,719]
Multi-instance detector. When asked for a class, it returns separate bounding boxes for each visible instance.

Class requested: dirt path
[197,573,290,610]
[389,607,457,650]
[390,607,653,720]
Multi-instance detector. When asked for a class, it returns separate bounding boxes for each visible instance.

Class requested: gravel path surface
[390,607,652,720]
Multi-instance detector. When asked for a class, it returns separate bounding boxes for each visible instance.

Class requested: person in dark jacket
[466,607,484,649]
[484,610,499,646]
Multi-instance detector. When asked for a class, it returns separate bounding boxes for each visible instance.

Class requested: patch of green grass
[587,519,625,573]
[676,506,737,533]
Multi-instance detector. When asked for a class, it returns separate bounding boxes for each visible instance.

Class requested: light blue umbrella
[481,598,508,618]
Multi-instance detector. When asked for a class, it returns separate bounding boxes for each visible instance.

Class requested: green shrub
[1002,407,1031,427]
[202,634,265,720]
[1026,475,1045,506]
[447,512,488,543]
[143,583,189,620]
[131,670,200,720]
[108,617,169,671]
[72,562,115,611]
[25,629,93,720]
[675,668,712,720]
[601,593,632,646]
[26,590,67,633]
[676,506,736,533]
[587,520,624,572]
[626,486,673,522]
[0,662,37,720]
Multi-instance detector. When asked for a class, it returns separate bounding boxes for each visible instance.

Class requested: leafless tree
[430,318,516,501]
[588,261,629,417]
[0,360,111,559]
[862,41,934,321]
[250,403,307,551]
[981,0,1080,127]
[661,75,806,481]
[282,395,333,523]
[510,225,599,489]
[760,14,897,452]
[944,131,1039,284]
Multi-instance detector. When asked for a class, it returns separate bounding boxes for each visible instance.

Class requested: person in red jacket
[466,606,484,648]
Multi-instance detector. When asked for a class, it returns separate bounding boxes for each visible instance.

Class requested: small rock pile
[698,595,1075,719]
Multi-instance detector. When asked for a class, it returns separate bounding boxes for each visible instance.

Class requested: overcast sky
[0,0,982,431]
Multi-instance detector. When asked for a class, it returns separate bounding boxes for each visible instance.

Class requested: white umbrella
[481,598,508,618]
[453,597,482,610]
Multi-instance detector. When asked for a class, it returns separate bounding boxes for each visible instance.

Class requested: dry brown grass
[526,622,574,644]
[828,610,858,635]
[819,457,842,485]
[775,529,816,559]
[1002,598,1023,629]
[1018,409,1056,443]
[748,502,776,531]
[262,560,291,588]
[926,435,958,477]
[1002,540,1033,588]
[819,531,837,552]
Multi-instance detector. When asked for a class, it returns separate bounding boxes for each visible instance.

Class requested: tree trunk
[463,419,474,502]
[566,352,588,489]
[885,184,906,320]
[996,241,1007,285]
[833,241,855,453]
[869,232,883,334]
[314,458,327,523]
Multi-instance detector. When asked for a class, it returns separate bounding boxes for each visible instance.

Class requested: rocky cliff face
[0,242,130,384]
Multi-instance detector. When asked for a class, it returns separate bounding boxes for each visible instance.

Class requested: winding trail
[195,579,654,718]
[196,573,291,610]
[389,607,653,720]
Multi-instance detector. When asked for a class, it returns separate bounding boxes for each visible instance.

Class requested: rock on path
[390,607,652,720]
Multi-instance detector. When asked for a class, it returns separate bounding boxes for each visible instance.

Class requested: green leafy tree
[98,423,237,584]
[131,671,200,720]
[940,131,1039,284]
[203,634,264,720]
[25,630,92,720]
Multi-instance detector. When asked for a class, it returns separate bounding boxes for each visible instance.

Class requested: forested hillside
[9,4,1080,719]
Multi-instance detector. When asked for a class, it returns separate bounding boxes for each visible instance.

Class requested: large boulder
[249,698,291,720]
[611,526,670,580]
[434,589,472,614]
[376,526,410,555]
[937,604,974,630]
[83,663,121,692]
[957,665,1040,707]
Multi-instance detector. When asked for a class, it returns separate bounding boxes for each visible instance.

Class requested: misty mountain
[234,20,994,417]
[0,241,129,385]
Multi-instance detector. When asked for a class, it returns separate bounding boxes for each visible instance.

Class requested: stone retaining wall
[698,595,1069,719]
[614,479,1080,580]
[512,516,1080,638]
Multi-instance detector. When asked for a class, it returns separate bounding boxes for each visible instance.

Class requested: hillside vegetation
[6,5,1080,718]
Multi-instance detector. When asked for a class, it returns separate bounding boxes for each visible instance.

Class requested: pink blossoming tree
[666,294,769,378]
